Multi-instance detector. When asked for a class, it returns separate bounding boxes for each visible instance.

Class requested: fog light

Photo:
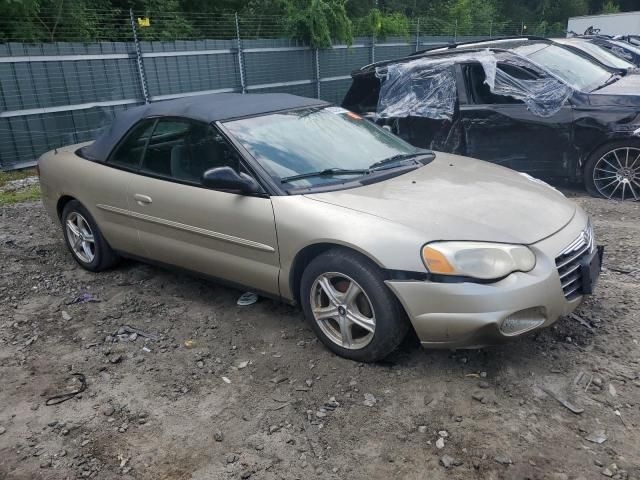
[500,308,546,336]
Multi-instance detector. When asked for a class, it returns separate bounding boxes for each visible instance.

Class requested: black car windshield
[223,106,421,188]
[514,43,611,91]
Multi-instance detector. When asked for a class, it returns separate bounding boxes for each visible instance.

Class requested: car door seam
[95,204,275,252]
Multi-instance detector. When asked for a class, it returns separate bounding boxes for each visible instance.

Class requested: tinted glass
[223,106,419,188]
[141,119,242,184]
[108,119,155,169]
[514,43,611,91]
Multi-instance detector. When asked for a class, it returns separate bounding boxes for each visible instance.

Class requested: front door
[457,62,575,178]
[127,118,280,296]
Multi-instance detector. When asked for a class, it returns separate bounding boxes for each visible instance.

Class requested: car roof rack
[411,36,550,56]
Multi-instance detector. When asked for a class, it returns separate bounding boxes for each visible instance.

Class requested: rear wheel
[61,200,118,271]
[584,142,640,201]
[300,248,409,362]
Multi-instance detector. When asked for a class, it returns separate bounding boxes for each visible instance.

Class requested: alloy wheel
[309,272,376,349]
[65,212,96,263]
[593,147,640,201]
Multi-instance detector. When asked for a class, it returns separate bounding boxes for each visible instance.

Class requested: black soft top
[83,93,328,162]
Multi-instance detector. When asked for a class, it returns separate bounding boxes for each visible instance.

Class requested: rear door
[457,62,575,178]
[127,118,280,296]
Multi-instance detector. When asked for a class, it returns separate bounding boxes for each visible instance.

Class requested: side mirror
[202,167,261,194]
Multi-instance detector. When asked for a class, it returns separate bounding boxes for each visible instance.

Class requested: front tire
[61,200,118,271]
[584,141,640,201]
[300,248,409,362]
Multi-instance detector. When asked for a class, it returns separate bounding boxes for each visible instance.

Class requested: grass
[0,168,41,205]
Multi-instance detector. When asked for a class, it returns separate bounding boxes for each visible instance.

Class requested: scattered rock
[109,354,123,364]
[440,454,455,468]
[435,437,445,449]
[417,425,427,433]
[0,427,5,435]
[61,311,72,321]
[214,430,223,442]
[494,455,512,465]
[102,405,115,417]
[226,453,238,464]
[472,392,486,403]
[478,381,490,389]
[438,430,448,438]
[271,375,288,384]
[585,429,607,444]
[240,470,252,479]
[363,393,376,407]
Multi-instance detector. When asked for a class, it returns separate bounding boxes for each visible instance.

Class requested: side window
[108,119,155,169]
[141,119,243,184]
[464,63,526,105]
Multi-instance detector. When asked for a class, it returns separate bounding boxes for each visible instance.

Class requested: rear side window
[108,119,155,169]
[141,119,243,184]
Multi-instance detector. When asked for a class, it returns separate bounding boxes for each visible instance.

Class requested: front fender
[271,195,427,301]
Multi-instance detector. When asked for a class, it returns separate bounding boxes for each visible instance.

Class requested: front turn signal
[422,246,455,274]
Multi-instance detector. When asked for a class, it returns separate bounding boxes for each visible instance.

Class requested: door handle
[134,194,153,205]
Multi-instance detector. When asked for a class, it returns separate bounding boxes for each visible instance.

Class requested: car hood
[304,152,576,245]
[589,73,640,106]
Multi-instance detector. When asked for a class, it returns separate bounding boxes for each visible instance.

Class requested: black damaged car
[342,38,640,201]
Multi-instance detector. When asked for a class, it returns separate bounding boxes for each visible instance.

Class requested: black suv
[343,37,640,201]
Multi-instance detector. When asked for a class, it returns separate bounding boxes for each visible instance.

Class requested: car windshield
[223,106,422,189]
[514,43,611,91]
[555,39,635,70]
[610,39,640,56]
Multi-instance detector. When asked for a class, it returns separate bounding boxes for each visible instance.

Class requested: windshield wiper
[368,152,432,171]
[281,168,369,183]
[591,73,621,92]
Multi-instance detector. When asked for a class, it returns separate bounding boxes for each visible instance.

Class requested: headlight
[421,242,536,280]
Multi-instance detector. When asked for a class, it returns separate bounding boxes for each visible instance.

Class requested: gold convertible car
[39,93,603,361]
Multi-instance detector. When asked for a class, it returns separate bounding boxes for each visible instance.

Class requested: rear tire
[300,248,409,362]
[61,200,118,272]
[584,140,640,201]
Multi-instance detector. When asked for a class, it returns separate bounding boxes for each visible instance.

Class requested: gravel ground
[0,191,638,480]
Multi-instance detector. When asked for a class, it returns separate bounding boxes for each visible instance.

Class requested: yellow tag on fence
[137,17,150,27]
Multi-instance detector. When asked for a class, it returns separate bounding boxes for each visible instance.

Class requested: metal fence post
[414,18,420,52]
[454,19,458,42]
[314,48,321,99]
[489,19,493,38]
[129,8,150,103]
[235,12,247,94]
[370,35,375,64]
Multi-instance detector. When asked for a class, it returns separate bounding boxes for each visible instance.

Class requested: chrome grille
[555,220,594,301]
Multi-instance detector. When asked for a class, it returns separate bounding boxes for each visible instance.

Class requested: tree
[283,0,352,47]
[601,1,620,13]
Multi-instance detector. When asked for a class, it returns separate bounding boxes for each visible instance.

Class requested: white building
[567,11,640,36]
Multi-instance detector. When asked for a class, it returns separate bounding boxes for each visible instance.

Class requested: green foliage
[283,0,352,48]
[0,0,635,45]
[354,9,410,38]
[0,185,41,205]
[601,1,620,13]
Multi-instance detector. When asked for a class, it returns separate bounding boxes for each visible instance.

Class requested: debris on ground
[237,292,258,306]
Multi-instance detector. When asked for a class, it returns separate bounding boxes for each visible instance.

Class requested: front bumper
[386,211,598,349]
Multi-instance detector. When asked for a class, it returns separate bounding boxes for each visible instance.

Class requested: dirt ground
[0,190,639,480]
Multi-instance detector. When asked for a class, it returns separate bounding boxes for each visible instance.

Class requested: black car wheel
[584,141,640,201]
[61,200,119,271]
[300,248,409,362]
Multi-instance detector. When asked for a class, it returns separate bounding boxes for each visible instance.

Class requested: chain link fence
[0,10,565,170]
